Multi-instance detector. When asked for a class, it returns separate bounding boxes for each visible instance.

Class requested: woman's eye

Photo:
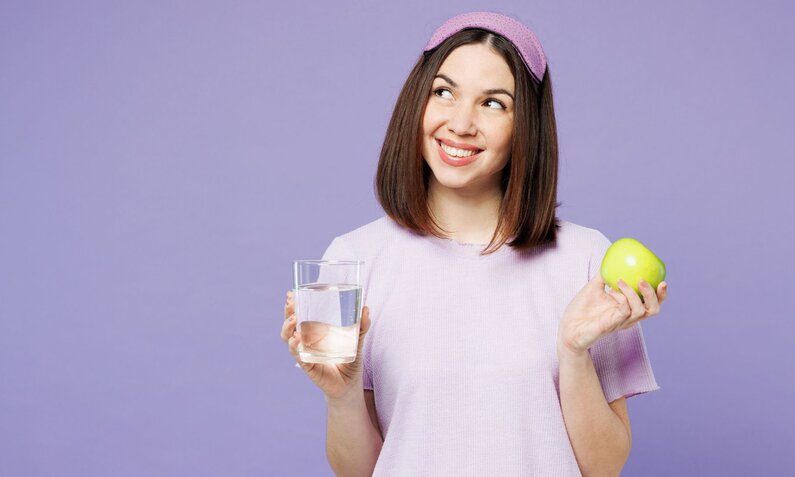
[433,88,453,99]
[485,99,506,110]
[433,88,506,110]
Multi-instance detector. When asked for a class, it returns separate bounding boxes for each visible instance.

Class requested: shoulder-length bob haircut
[375,27,561,255]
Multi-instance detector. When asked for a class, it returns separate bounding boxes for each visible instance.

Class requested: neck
[427,177,503,245]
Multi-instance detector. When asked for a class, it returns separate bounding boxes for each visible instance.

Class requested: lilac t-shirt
[321,215,660,476]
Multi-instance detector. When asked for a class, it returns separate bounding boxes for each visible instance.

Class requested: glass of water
[292,260,364,364]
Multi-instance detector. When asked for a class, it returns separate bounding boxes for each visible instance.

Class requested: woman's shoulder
[553,219,614,280]
[335,214,405,243]
[323,214,408,260]
[555,218,612,252]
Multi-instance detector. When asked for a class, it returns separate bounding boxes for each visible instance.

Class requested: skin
[281,294,372,402]
[557,277,668,476]
[281,42,670,476]
[420,43,515,244]
[559,277,669,356]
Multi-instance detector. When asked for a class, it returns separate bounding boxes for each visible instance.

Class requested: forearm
[326,391,383,477]
[558,346,630,477]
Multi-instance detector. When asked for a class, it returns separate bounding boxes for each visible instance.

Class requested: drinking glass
[292,260,364,364]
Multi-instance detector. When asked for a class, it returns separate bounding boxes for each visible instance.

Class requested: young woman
[281,11,668,476]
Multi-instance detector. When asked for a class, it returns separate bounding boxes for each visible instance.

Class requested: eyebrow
[434,74,514,101]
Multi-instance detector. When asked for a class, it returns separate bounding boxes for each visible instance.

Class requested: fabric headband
[423,11,548,82]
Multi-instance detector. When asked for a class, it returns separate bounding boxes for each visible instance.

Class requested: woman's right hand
[281,290,371,401]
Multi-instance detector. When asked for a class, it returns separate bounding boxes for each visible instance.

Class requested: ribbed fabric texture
[321,215,660,476]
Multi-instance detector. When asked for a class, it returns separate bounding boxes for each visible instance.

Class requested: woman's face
[420,43,515,196]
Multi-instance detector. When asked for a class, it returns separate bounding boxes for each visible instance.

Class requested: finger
[284,290,294,320]
[657,281,668,305]
[599,288,632,334]
[593,274,617,296]
[283,311,314,371]
[281,313,297,342]
[287,329,299,355]
[287,326,308,365]
[607,287,631,318]
[287,333,304,367]
[360,306,371,336]
[289,332,316,374]
[638,280,660,315]
[617,279,646,321]
[588,273,606,292]
[348,306,370,365]
[354,306,370,351]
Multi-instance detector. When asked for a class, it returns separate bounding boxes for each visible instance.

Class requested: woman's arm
[557,274,667,476]
[558,346,631,477]
[326,389,383,476]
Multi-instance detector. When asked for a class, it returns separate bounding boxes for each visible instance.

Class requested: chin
[428,169,472,190]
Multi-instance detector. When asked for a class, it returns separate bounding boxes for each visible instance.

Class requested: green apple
[600,238,666,301]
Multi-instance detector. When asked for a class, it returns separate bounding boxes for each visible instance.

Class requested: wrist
[557,339,590,361]
[324,385,365,408]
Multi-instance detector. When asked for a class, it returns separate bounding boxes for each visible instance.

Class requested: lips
[437,138,483,151]
[436,139,481,167]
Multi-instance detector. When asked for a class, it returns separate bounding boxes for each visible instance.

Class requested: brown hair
[374,27,561,255]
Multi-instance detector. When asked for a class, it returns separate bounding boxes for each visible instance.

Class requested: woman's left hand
[557,275,668,356]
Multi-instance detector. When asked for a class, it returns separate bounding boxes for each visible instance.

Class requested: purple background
[1,0,792,475]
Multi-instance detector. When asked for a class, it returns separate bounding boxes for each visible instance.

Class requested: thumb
[588,273,606,290]
[354,306,370,357]
[359,306,371,338]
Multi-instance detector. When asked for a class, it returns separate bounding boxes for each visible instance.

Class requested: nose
[446,102,478,136]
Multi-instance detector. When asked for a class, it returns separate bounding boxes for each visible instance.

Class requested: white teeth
[439,141,480,158]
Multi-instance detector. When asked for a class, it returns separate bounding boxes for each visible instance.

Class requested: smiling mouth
[435,139,482,166]
[435,139,484,157]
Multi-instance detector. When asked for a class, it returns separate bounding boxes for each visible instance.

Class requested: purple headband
[423,11,548,82]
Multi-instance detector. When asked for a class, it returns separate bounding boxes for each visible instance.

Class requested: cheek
[487,131,513,168]
[496,128,514,153]
[482,123,512,150]
[422,104,446,130]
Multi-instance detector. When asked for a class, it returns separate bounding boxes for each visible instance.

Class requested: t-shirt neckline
[425,234,515,260]
[381,215,516,260]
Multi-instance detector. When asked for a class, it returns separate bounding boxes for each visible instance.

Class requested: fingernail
[618,279,625,286]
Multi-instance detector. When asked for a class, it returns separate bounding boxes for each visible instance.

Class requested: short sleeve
[587,231,661,403]
[320,236,373,391]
